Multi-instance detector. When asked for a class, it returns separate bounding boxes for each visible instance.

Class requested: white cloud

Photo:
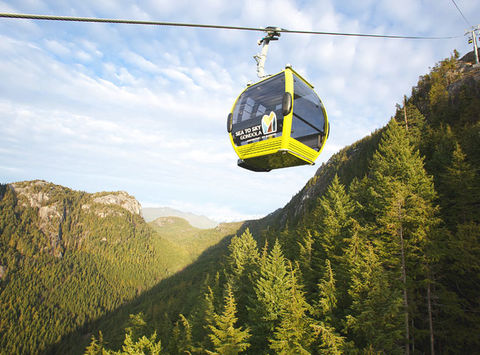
[0,0,478,222]
[44,39,71,56]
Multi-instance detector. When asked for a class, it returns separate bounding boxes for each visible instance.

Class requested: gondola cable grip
[254,26,283,78]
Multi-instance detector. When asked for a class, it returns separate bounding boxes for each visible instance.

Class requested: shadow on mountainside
[47,221,255,354]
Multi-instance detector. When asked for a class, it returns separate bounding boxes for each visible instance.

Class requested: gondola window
[291,75,326,150]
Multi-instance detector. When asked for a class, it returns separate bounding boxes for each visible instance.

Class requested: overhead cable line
[0,12,460,40]
[450,0,480,64]
[450,0,472,27]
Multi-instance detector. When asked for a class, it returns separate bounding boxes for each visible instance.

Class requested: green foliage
[114,332,162,355]
[225,229,259,326]
[346,242,403,352]
[395,101,426,148]
[171,314,193,354]
[364,119,439,352]
[0,181,240,354]
[316,259,337,320]
[305,174,355,312]
[3,53,480,355]
[440,142,479,225]
[101,52,477,354]
[206,284,251,355]
[269,264,316,355]
[86,316,162,355]
[250,240,292,348]
[84,331,105,355]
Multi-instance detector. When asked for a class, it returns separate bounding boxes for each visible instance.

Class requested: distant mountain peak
[142,207,217,229]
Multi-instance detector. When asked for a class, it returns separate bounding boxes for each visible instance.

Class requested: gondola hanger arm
[254,26,283,79]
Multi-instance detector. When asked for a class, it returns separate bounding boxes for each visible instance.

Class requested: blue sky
[1,0,479,222]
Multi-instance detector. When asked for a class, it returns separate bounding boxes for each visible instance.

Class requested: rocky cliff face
[8,180,143,256]
[11,181,65,256]
[10,181,142,215]
[92,191,141,215]
[449,54,480,96]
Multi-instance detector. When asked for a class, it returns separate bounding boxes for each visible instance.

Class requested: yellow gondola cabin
[227,66,329,172]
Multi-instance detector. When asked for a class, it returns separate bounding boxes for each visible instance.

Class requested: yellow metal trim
[235,136,283,159]
[228,66,330,169]
[279,149,314,165]
[287,66,330,159]
[228,70,288,157]
[285,66,314,89]
[281,69,293,150]
[287,137,319,163]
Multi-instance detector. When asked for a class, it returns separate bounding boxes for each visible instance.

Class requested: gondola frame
[228,66,329,172]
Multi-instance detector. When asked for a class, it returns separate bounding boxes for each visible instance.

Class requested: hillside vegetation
[84,52,480,354]
[1,51,479,354]
[0,182,241,354]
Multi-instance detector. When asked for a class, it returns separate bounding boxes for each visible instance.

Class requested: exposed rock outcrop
[91,191,142,216]
[11,180,51,208]
[11,181,64,253]
[7,181,143,256]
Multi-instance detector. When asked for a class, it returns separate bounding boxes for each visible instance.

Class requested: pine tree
[250,239,291,351]
[298,230,315,295]
[225,229,259,326]
[310,175,355,310]
[364,119,439,354]
[316,259,337,322]
[422,124,456,187]
[269,262,316,354]
[116,332,162,355]
[310,175,355,260]
[125,312,148,342]
[206,284,250,355]
[312,259,346,354]
[172,314,193,354]
[346,242,403,353]
[227,229,259,277]
[84,326,162,355]
[436,222,480,352]
[84,331,105,355]
[395,101,426,148]
[196,286,217,352]
[441,142,478,225]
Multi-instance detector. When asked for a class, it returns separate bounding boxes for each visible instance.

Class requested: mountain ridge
[142,207,218,229]
[0,180,243,354]
[1,51,479,354]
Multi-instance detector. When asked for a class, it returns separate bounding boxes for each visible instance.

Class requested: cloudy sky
[1,0,479,222]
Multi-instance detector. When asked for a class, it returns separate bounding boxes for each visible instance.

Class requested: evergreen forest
[1,52,479,354]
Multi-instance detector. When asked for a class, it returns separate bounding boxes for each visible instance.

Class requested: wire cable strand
[0,12,460,40]
[450,0,471,27]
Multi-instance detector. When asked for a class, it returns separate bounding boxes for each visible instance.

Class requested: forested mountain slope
[85,52,479,354]
[249,51,480,354]
[60,219,245,354]
[2,51,479,354]
[0,181,242,354]
[260,50,480,231]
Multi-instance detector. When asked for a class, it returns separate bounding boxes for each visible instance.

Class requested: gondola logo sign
[234,111,277,143]
[261,111,277,135]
